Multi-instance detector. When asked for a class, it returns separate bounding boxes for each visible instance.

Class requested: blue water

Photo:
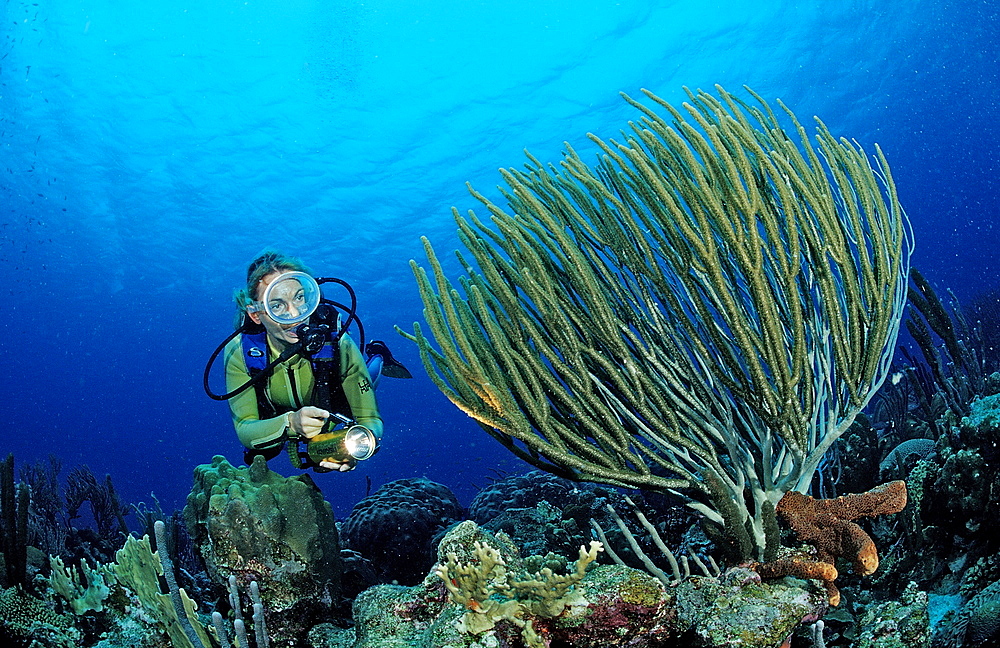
[1,0,997,519]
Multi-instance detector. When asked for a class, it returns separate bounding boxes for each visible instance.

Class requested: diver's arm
[223,338,292,450]
[339,334,384,440]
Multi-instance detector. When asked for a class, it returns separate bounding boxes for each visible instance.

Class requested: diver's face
[249,271,303,349]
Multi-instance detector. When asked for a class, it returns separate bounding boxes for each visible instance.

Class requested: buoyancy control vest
[239,329,352,429]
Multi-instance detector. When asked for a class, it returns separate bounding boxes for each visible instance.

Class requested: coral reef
[436,532,602,640]
[751,552,841,607]
[19,274,1000,648]
[853,581,930,648]
[340,477,464,586]
[467,471,587,524]
[880,438,937,482]
[868,393,1000,602]
[19,455,70,557]
[42,517,287,648]
[932,579,1000,648]
[751,481,907,607]
[6,453,928,648]
[108,531,213,648]
[19,455,135,568]
[673,566,828,648]
[184,455,341,646]
[468,471,597,558]
[470,470,697,576]
[48,555,111,614]
[348,520,828,648]
[0,585,79,647]
[591,495,720,589]
[65,464,132,541]
[213,576,272,648]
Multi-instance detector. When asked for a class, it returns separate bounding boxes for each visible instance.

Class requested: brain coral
[340,477,464,585]
[468,470,587,524]
[935,579,1000,648]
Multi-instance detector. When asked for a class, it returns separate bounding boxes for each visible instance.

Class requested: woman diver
[205,250,410,472]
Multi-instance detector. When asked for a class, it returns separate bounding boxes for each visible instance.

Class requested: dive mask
[247,271,321,325]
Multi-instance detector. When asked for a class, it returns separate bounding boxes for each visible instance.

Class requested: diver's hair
[233,250,312,325]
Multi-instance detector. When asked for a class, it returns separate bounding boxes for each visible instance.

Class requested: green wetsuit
[224,332,383,452]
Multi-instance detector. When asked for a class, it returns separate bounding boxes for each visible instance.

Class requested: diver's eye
[293,290,306,305]
[269,300,287,315]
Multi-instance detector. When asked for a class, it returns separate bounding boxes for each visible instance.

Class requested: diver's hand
[289,406,330,439]
[318,457,357,472]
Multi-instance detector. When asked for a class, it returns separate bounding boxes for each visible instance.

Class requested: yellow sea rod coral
[404,84,912,564]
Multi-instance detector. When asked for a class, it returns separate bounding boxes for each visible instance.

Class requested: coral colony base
[4,87,1000,647]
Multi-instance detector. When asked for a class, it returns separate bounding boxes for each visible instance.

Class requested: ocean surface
[1,0,997,520]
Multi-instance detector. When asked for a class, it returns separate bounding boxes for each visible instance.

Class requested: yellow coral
[110,534,214,648]
[49,556,111,614]
[435,540,603,647]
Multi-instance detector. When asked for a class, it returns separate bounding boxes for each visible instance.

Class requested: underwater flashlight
[340,425,379,461]
[303,414,379,464]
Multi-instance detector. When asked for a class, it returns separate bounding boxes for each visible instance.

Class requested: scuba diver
[204,250,411,472]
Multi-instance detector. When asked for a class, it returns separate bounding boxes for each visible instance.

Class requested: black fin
[366,340,413,379]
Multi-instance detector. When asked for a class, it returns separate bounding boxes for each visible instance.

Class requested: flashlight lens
[343,426,377,460]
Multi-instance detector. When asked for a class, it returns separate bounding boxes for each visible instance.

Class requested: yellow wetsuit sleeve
[223,337,290,450]
[339,334,384,440]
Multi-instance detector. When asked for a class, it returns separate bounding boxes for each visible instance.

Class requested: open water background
[1,0,997,519]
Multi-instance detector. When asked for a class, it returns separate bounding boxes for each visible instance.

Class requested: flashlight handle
[330,412,355,426]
